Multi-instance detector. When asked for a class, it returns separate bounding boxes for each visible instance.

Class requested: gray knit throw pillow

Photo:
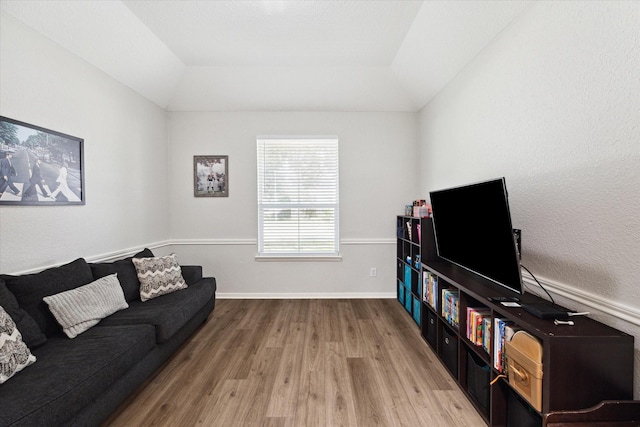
[43,273,128,338]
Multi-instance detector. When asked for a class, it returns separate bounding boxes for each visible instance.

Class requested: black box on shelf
[425,309,437,348]
[441,327,458,378]
[507,388,541,427]
[466,352,490,412]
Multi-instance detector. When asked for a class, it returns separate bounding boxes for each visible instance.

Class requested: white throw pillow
[0,305,36,383]
[43,273,128,338]
[132,254,188,302]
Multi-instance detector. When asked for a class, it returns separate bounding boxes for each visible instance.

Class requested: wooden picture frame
[0,116,85,205]
[194,155,228,197]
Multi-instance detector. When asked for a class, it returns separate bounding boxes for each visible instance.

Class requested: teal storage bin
[404,286,412,312]
[398,281,405,305]
[404,265,411,290]
[412,297,421,325]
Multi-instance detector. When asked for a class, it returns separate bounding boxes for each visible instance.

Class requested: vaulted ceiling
[1,0,530,112]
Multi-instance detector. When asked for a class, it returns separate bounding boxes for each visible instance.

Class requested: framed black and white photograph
[194,155,228,197]
[0,116,85,206]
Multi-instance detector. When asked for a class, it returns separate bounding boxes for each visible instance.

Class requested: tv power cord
[520,264,555,305]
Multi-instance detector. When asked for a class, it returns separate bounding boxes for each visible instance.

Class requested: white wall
[166,111,418,296]
[0,10,420,296]
[417,1,640,396]
[0,13,170,273]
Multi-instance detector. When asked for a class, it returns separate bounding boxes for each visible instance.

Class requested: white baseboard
[11,240,639,330]
[84,241,171,263]
[8,241,171,275]
[217,292,396,299]
[522,272,640,328]
[168,237,395,246]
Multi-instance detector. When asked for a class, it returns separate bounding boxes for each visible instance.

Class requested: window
[257,137,339,258]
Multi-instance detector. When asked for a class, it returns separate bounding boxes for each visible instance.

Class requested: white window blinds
[257,137,339,257]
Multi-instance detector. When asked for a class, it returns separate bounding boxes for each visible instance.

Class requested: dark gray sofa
[0,249,216,427]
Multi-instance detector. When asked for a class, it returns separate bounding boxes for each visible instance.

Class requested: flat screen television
[429,177,523,295]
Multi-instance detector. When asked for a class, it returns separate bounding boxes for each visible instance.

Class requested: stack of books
[466,307,491,351]
[493,318,521,373]
[422,272,438,310]
[441,288,459,328]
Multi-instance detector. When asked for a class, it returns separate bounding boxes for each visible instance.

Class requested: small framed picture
[193,155,228,197]
[0,116,85,205]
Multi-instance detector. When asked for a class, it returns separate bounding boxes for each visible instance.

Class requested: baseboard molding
[218,292,396,299]
[7,238,393,275]
[10,240,639,330]
[84,241,171,263]
[522,272,640,328]
[169,238,395,246]
[341,238,396,245]
[169,238,256,246]
[9,241,171,275]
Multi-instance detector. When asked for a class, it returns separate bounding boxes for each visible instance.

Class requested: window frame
[256,135,340,261]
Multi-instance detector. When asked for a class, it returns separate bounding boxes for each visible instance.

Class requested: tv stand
[396,215,634,426]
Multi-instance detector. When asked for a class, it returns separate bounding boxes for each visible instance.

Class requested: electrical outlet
[370,267,377,277]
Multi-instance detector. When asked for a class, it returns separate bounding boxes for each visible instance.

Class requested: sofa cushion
[99,280,213,343]
[0,279,46,348]
[180,265,203,286]
[43,274,129,338]
[0,324,155,427]
[0,306,36,384]
[90,248,154,302]
[132,253,188,301]
[2,258,95,337]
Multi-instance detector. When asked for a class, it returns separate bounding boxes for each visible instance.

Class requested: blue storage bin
[404,265,411,290]
[412,297,421,325]
[404,287,412,312]
[398,281,405,305]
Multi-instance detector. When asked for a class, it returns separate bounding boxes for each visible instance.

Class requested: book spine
[482,317,491,353]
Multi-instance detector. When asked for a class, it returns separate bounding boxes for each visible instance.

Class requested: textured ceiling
[0,0,530,112]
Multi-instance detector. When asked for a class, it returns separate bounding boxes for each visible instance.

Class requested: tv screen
[429,178,523,295]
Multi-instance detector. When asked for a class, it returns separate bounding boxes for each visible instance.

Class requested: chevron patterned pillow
[132,254,188,302]
[0,305,36,384]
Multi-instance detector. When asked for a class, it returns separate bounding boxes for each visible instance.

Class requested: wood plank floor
[104,299,484,427]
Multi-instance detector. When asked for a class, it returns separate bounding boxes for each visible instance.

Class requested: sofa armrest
[180,265,202,285]
[200,277,217,294]
[180,266,216,293]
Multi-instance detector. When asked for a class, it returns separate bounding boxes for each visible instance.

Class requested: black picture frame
[194,155,228,197]
[0,116,85,205]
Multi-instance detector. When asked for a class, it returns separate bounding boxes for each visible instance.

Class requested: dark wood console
[396,215,634,426]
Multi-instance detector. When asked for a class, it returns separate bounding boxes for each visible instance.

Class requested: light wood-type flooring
[104,299,484,426]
